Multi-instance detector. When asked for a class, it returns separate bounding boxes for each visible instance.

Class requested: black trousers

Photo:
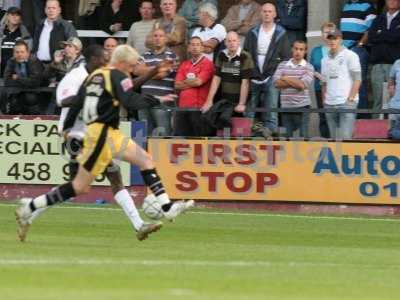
[0,92,40,115]
[174,111,211,137]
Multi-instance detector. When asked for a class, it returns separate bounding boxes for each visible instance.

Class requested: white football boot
[136,221,163,241]
[15,198,33,242]
[163,200,195,221]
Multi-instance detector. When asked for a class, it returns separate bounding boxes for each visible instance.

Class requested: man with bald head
[103,37,119,58]
[203,31,254,114]
[33,0,77,63]
[244,2,290,137]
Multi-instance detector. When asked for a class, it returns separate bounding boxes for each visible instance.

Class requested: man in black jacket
[368,0,400,117]
[2,40,43,114]
[243,2,290,137]
[32,0,77,63]
[276,0,307,45]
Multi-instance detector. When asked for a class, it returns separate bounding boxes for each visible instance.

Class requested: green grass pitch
[1,203,400,300]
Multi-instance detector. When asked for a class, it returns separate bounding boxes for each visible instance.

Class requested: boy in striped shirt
[273,40,314,138]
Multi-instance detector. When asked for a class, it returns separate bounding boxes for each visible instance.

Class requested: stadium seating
[352,119,389,139]
[217,117,252,137]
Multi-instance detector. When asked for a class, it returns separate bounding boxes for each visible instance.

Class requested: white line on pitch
[0,259,398,269]
[0,202,399,223]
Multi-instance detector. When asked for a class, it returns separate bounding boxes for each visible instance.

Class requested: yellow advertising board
[149,138,400,204]
[0,119,131,185]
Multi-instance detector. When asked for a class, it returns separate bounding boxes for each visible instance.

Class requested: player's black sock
[29,200,37,212]
[161,202,173,211]
[141,168,166,196]
[46,182,76,206]
[29,183,76,212]
[141,169,171,212]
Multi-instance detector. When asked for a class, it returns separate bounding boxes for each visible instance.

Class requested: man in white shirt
[321,29,361,139]
[32,0,77,63]
[192,2,226,62]
[127,0,156,55]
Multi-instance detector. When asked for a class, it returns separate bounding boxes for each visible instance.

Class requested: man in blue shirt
[340,0,376,111]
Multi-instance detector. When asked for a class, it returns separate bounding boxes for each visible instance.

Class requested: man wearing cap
[32,0,77,64]
[44,37,85,84]
[0,6,31,77]
[321,28,361,139]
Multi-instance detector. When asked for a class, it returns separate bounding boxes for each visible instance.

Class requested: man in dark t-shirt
[203,31,254,115]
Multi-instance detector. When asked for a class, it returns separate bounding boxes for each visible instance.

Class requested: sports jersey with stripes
[141,48,178,97]
[340,1,376,48]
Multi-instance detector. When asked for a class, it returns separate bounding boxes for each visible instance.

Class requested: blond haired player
[16,45,194,242]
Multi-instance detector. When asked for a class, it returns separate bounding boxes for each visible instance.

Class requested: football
[142,193,164,220]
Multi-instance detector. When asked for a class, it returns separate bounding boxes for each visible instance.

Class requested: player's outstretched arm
[112,69,162,110]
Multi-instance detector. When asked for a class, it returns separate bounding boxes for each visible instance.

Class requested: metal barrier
[1,86,399,115]
[77,30,129,38]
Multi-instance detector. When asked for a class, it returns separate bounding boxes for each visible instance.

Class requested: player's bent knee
[72,181,91,195]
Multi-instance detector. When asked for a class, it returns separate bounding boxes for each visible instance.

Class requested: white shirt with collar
[387,10,400,29]
[192,23,227,61]
[321,47,361,105]
[223,47,241,61]
[286,58,307,68]
[37,19,54,61]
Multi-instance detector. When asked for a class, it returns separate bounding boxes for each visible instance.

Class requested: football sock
[141,168,171,211]
[29,207,48,224]
[29,182,76,212]
[29,195,47,212]
[114,189,144,231]
[141,168,165,196]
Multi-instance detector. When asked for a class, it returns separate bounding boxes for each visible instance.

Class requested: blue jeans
[246,80,279,132]
[325,102,357,139]
[281,106,310,138]
[350,46,369,110]
[138,108,172,136]
[389,114,400,139]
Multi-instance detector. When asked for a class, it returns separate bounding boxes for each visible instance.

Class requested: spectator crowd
[0,0,399,139]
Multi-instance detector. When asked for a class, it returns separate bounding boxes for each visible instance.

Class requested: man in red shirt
[174,36,215,136]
